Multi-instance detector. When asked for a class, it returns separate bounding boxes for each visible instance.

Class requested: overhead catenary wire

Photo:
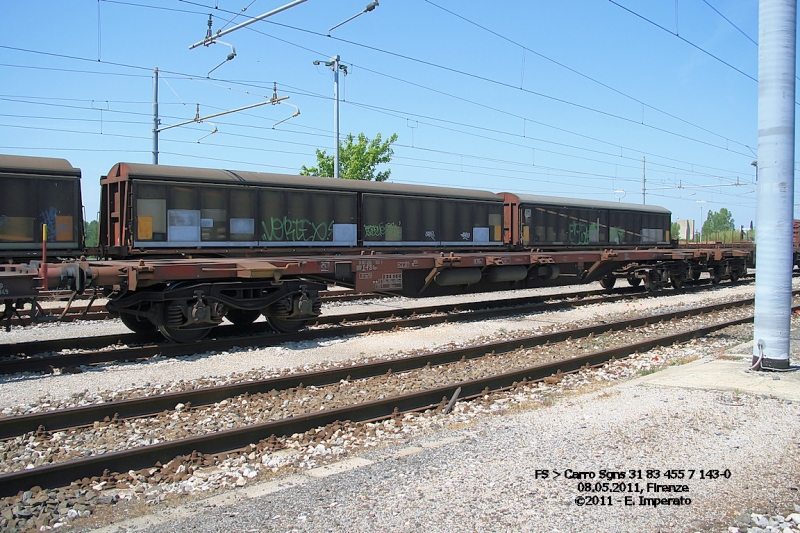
[607,0,757,83]
[421,0,752,156]
[0,57,754,183]
[263,21,759,157]
[0,5,764,207]
[0,119,744,205]
[0,88,747,190]
[94,0,759,157]
[700,0,758,46]
[1,3,764,166]
[0,107,747,204]
[345,99,747,180]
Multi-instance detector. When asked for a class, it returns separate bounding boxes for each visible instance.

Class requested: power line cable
[346,98,747,180]
[421,0,752,157]
[700,0,757,46]
[276,21,759,155]
[0,20,759,189]
[0,44,154,73]
[182,94,750,187]
[0,61,152,79]
[1,120,758,208]
[98,0,759,156]
[607,0,757,82]
[0,120,649,190]
[695,1,800,86]
[0,46,754,181]
[100,0,206,17]
[0,111,750,197]
[0,14,758,168]
[0,69,751,188]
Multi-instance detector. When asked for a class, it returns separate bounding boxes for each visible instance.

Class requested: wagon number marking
[356,260,381,272]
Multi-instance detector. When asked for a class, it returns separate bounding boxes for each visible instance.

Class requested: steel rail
[5,291,379,327]
[0,304,768,498]
[0,279,743,365]
[0,294,701,374]
[0,298,758,439]
[1,285,640,356]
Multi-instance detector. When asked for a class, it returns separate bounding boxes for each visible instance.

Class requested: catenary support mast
[753,0,796,370]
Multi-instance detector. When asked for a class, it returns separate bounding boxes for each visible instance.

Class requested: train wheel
[600,275,616,290]
[710,267,723,286]
[690,269,702,281]
[119,312,157,333]
[730,268,742,282]
[226,309,262,326]
[157,325,213,343]
[264,292,320,333]
[644,270,662,292]
[627,276,642,287]
[670,274,685,290]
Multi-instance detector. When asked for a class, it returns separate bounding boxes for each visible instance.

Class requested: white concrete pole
[753,0,796,370]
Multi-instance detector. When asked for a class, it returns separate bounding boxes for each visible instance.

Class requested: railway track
[6,274,761,328]
[0,297,770,498]
[0,279,753,373]
[3,289,380,328]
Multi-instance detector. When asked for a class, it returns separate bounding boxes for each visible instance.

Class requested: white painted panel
[473,227,490,243]
[333,223,357,245]
[230,218,255,235]
[168,209,201,242]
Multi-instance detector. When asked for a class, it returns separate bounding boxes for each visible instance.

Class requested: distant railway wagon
[501,193,671,248]
[99,162,506,257]
[0,154,84,261]
[794,220,800,268]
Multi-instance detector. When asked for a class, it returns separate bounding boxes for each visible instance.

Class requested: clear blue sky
[0,0,777,231]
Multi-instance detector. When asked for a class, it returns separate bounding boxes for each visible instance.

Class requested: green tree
[701,208,735,239]
[670,221,680,241]
[84,220,98,247]
[301,132,398,181]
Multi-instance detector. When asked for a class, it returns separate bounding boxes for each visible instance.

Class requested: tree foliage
[300,132,398,181]
[701,208,734,238]
[670,221,680,240]
[84,220,98,247]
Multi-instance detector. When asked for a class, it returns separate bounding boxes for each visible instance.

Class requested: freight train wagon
[96,162,676,256]
[98,162,508,258]
[1,156,752,342]
[0,154,84,262]
[501,192,671,248]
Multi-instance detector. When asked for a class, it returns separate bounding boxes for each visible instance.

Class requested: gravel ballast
[1,280,799,532]
[0,282,766,410]
[85,375,800,533]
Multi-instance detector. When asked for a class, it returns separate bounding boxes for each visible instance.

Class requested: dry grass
[715,354,745,361]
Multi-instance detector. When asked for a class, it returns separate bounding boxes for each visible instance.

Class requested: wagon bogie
[108,278,326,340]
